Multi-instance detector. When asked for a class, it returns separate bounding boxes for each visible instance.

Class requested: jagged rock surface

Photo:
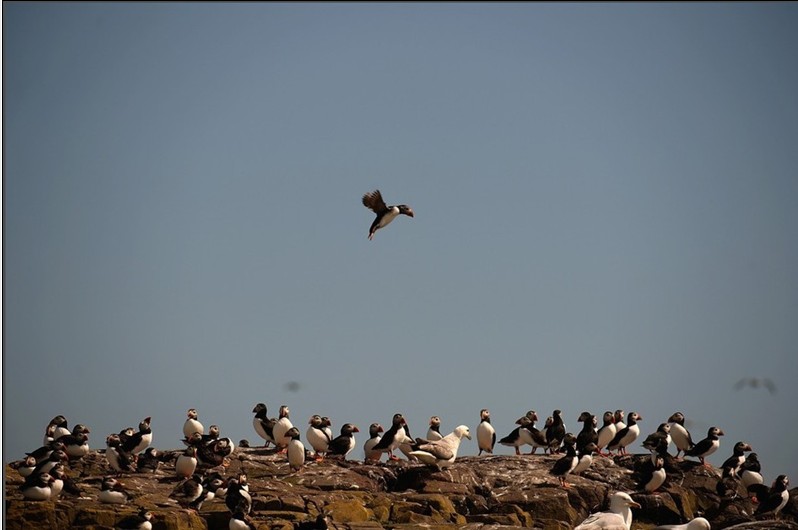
[5,447,797,530]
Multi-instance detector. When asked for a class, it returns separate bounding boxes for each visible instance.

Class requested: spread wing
[362,190,388,214]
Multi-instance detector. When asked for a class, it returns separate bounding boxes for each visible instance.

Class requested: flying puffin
[252,403,276,447]
[371,413,411,460]
[607,412,642,455]
[667,412,695,459]
[476,409,496,456]
[327,424,359,459]
[364,423,384,461]
[749,474,790,516]
[116,507,155,530]
[576,412,598,454]
[426,416,443,441]
[361,189,414,240]
[641,423,671,455]
[684,426,724,467]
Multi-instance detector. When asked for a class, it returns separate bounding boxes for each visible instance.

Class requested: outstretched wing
[362,190,388,214]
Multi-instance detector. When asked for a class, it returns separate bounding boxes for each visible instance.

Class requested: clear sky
[4,3,797,482]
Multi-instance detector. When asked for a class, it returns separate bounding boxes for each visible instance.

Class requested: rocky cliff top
[5,445,798,530]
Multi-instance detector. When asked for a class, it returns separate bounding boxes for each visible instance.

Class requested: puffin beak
[353,426,360,433]
[406,209,414,217]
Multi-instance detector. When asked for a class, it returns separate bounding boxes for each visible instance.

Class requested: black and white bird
[500,414,531,455]
[614,410,627,431]
[106,434,136,475]
[61,424,91,460]
[740,452,764,492]
[362,189,414,240]
[306,415,332,460]
[684,426,724,467]
[720,441,753,478]
[596,411,618,457]
[371,413,411,460]
[749,474,790,516]
[225,474,253,515]
[229,509,257,530]
[364,423,384,462]
[99,476,131,504]
[574,491,641,530]
[637,454,667,494]
[667,412,695,459]
[176,446,199,478]
[183,409,204,440]
[576,412,598,454]
[286,427,306,472]
[136,447,162,474]
[116,507,155,530]
[408,425,471,469]
[273,405,294,452]
[327,424,359,459]
[546,409,566,454]
[426,416,443,441]
[170,474,204,509]
[476,409,496,456]
[19,472,55,501]
[549,438,579,488]
[43,415,71,446]
[641,423,671,455]
[607,412,642,456]
[252,403,276,447]
[121,417,152,455]
[572,442,598,476]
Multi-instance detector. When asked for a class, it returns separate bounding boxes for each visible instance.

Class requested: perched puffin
[426,416,443,441]
[176,446,198,478]
[596,411,618,457]
[371,413,411,460]
[306,415,332,460]
[229,509,257,530]
[667,412,695,459]
[30,448,69,477]
[116,507,155,530]
[320,416,334,442]
[749,474,790,516]
[106,434,136,475]
[638,454,667,493]
[169,474,204,508]
[273,406,294,451]
[614,410,627,431]
[524,414,553,455]
[364,423,384,462]
[720,441,753,478]
[572,442,598,476]
[607,412,642,455]
[27,439,65,464]
[362,189,414,240]
[61,424,91,460]
[136,447,162,474]
[252,403,276,447]
[641,423,671,455]
[740,452,764,492]
[13,455,38,478]
[99,476,131,504]
[549,440,579,488]
[408,425,471,469]
[476,409,496,456]
[286,427,306,471]
[499,416,530,455]
[183,409,204,440]
[43,415,71,446]
[574,491,641,530]
[225,474,253,515]
[546,410,566,454]
[19,472,55,501]
[684,426,724,466]
[121,417,152,455]
[327,424,359,459]
[576,412,598,454]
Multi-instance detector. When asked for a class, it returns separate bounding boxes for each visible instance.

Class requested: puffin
[476,409,496,455]
[720,441,752,478]
[272,405,294,451]
[175,446,199,478]
[740,452,764,492]
[363,423,384,462]
[27,439,65,464]
[546,409,566,454]
[614,410,627,431]
[121,417,152,455]
[306,415,332,460]
[327,424,359,459]
[43,415,71,446]
[607,412,642,455]
[574,491,641,530]
[638,454,667,493]
[667,412,695,459]
[320,416,334,442]
[136,447,162,473]
[252,403,276,447]
[684,426,724,466]
[750,474,790,516]
[116,507,155,530]
[499,415,531,455]
[99,476,131,504]
[549,436,579,488]
[106,434,136,475]
[408,425,471,469]
[19,472,55,501]
[576,412,599,454]
[596,411,618,457]
[225,473,253,515]
[653,517,711,530]
[286,427,306,471]
[517,411,549,455]
[572,442,598,476]
[371,413,411,460]
[362,189,414,240]
[30,448,69,477]
[61,424,91,460]
[641,423,671,455]
[183,409,204,440]
[229,509,258,530]
[14,455,39,478]
[169,474,204,509]
[426,416,443,441]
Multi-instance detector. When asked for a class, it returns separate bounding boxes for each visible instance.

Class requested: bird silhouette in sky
[733,377,777,395]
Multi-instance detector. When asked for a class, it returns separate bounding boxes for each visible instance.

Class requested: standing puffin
[667,412,695,459]
[426,416,443,441]
[183,409,204,440]
[549,439,579,488]
[546,410,566,454]
[272,405,294,452]
[720,441,753,478]
[740,452,764,492]
[363,423,384,462]
[116,507,155,530]
[362,189,414,240]
[252,403,276,447]
[607,412,642,455]
[575,412,598,454]
[43,415,71,446]
[327,424,359,459]
[476,409,496,456]
[306,415,332,460]
[684,426,724,467]
[749,474,790,516]
[499,415,531,455]
[285,427,306,472]
[121,417,152,455]
[596,411,618,456]
[371,413,410,460]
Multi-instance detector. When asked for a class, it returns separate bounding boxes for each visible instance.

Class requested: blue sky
[4,3,797,482]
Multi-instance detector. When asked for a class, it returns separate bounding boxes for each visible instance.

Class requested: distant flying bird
[362,189,414,240]
[734,377,777,394]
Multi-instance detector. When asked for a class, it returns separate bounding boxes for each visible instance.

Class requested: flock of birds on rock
[8,403,792,530]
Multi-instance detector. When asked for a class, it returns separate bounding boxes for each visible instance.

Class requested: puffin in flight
[362,190,414,240]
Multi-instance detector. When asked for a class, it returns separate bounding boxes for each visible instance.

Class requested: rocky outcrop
[5,447,797,530]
